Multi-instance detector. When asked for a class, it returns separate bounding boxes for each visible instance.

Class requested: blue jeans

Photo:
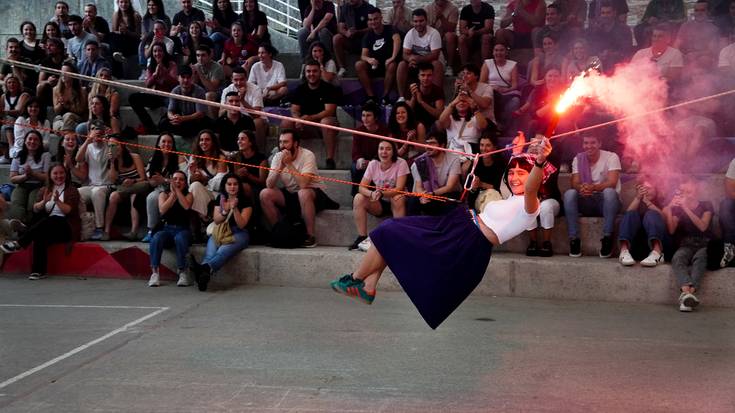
[720,198,735,243]
[618,210,668,252]
[209,32,229,60]
[150,225,192,270]
[563,188,621,238]
[203,228,249,272]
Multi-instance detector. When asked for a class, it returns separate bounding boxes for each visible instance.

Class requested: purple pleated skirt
[369,205,493,329]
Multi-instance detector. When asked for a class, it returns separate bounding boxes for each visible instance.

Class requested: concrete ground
[1,276,734,413]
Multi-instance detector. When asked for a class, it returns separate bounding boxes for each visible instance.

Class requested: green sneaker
[330,274,375,305]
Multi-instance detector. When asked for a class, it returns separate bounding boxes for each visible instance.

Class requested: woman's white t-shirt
[479,195,539,244]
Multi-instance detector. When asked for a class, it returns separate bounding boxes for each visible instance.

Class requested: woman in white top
[330,139,554,329]
[187,130,227,225]
[349,140,410,250]
[1,75,31,163]
[480,43,521,133]
[437,90,487,155]
[8,130,52,223]
[247,44,288,106]
[12,97,50,159]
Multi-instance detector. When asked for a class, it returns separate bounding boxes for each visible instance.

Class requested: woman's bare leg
[353,246,387,292]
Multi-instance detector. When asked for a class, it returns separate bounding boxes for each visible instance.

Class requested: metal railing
[196,0,302,38]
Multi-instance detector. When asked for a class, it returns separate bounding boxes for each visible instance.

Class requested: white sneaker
[0,155,10,164]
[396,96,406,103]
[618,249,635,266]
[337,67,347,78]
[682,292,699,309]
[148,272,160,287]
[177,270,192,287]
[641,250,663,267]
[444,66,454,76]
[28,273,47,280]
[1,240,21,253]
[357,237,372,252]
[113,52,126,63]
[679,302,692,312]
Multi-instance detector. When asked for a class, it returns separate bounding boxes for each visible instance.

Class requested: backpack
[269,216,307,248]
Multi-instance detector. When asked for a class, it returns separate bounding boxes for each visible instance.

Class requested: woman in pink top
[349,140,410,251]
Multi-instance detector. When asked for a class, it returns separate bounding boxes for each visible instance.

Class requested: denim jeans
[297,27,334,60]
[150,225,191,270]
[671,246,708,290]
[618,210,670,255]
[209,32,229,60]
[203,228,249,272]
[563,187,621,238]
[720,198,735,244]
[146,187,165,230]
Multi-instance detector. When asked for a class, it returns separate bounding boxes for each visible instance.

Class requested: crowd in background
[0,0,733,310]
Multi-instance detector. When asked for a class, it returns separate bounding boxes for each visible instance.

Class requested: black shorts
[377,199,392,217]
[281,187,339,215]
[368,63,386,77]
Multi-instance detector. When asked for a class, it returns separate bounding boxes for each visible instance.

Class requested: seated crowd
[0,0,733,313]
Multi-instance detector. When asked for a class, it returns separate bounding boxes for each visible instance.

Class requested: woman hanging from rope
[330,138,556,329]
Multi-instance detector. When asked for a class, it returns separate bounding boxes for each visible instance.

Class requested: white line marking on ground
[0,306,169,390]
[0,304,165,310]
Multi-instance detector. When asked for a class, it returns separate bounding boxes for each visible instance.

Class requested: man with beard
[259,129,337,248]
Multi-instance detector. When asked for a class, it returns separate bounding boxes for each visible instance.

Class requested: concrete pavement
[0,276,734,412]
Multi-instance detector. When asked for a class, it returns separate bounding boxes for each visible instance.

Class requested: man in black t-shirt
[407,62,446,130]
[215,92,256,152]
[333,0,372,76]
[459,0,495,66]
[283,59,340,169]
[355,8,402,105]
[171,0,206,42]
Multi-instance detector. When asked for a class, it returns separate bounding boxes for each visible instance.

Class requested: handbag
[207,207,235,246]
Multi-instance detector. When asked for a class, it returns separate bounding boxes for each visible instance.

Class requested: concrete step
[89,243,735,308]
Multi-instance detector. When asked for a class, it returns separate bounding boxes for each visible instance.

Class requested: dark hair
[20,21,37,35]
[308,41,333,62]
[258,43,278,57]
[541,32,558,44]
[240,0,263,31]
[653,23,672,35]
[460,63,480,77]
[115,0,138,33]
[218,173,248,206]
[54,131,79,163]
[279,128,300,143]
[45,163,71,191]
[376,139,399,162]
[59,62,84,91]
[41,22,61,43]
[503,155,535,192]
[55,1,69,9]
[113,141,135,170]
[304,57,320,69]
[426,128,447,146]
[45,37,65,54]
[144,0,167,20]
[361,101,380,119]
[85,3,97,11]
[417,61,434,72]
[196,44,212,54]
[169,170,190,195]
[68,15,83,24]
[6,37,20,47]
[231,66,246,76]
[388,101,418,136]
[85,40,100,49]
[237,129,258,153]
[224,91,240,100]
[148,132,180,178]
[18,130,45,165]
[412,8,427,18]
[193,129,222,169]
[547,3,561,12]
[147,42,175,72]
[214,0,238,27]
[90,94,112,126]
[178,64,193,76]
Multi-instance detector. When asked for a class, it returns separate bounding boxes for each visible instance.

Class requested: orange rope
[3,118,454,202]
[0,58,476,158]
